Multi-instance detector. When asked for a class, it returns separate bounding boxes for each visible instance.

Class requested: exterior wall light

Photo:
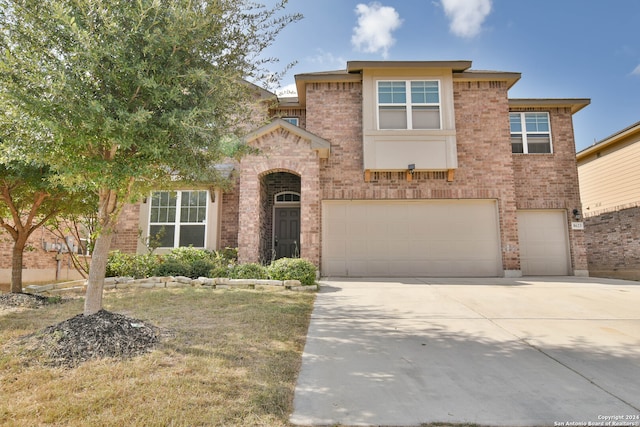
[572,208,581,221]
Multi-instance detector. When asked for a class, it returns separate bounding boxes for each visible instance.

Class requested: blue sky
[260,0,640,152]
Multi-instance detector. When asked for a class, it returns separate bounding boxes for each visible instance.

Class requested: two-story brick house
[1,60,589,283]
[112,60,589,278]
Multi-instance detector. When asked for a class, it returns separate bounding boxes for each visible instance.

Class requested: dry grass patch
[0,287,314,426]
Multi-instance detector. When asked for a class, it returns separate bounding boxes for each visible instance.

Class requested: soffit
[509,98,591,115]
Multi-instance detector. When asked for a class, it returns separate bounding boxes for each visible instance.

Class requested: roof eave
[509,98,591,115]
[577,120,640,160]
[346,60,473,73]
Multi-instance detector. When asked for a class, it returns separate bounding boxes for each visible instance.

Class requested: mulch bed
[34,310,160,367]
[0,292,51,308]
[2,293,162,368]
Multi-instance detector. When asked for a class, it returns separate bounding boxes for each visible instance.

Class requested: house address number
[571,222,584,230]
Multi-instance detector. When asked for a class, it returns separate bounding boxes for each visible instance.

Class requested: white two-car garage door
[322,200,502,277]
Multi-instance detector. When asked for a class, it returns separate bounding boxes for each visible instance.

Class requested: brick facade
[111,203,141,253]
[584,206,640,279]
[511,106,588,273]
[237,129,322,266]
[0,224,85,285]
[5,60,588,283]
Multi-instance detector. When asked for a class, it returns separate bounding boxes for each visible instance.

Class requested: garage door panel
[517,210,569,276]
[322,200,501,277]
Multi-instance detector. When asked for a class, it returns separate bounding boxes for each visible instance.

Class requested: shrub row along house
[1,60,591,281]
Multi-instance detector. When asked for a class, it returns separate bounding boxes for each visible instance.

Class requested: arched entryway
[259,171,301,262]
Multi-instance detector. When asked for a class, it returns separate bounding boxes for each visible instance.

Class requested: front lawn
[0,287,314,426]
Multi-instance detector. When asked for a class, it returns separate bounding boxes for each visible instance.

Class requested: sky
[259,0,640,152]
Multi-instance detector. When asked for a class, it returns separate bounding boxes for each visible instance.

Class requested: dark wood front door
[274,207,300,259]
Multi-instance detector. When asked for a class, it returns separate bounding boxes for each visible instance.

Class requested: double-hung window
[149,190,208,248]
[510,112,552,153]
[378,80,441,130]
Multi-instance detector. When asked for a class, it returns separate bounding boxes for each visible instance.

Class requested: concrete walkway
[291,277,640,426]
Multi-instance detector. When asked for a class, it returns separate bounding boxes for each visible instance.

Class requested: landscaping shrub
[153,259,191,278]
[164,247,215,264]
[229,263,268,279]
[190,259,218,279]
[106,251,160,279]
[268,258,317,286]
[215,247,238,263]
[105,247,240,279]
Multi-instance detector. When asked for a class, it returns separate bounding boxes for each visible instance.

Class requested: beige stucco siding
[578,138,640,216]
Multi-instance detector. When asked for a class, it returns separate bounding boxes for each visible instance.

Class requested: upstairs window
[510,112,552,153]
[378,80,441,130]
[149,190,208,248]
[282,117,299,126]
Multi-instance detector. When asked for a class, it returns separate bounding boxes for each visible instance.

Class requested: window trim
[376,79,442,130]
[148,190,209,249]
[510,112,553,154]
[275,191,301,204]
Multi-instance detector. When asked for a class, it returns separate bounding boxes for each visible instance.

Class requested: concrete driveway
[290,277,640,427]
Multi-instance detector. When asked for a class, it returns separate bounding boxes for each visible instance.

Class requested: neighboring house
[1,60,590,281]
[0,225,88,284]
[576,121,640,280]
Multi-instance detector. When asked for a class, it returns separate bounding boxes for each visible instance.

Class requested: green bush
[268,258,317,286]
[190,259,218,279]
[229,263,268,280]
[154,259,191,278]
[210,265,231,278]
[106,251,160,279]
[215,247,238,263]
[165,247,215,264]
[105,247,240,279]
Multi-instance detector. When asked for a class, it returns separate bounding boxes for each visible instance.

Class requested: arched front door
[273,192,300,259]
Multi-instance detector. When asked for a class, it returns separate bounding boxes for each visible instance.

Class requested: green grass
[0,287,315,427]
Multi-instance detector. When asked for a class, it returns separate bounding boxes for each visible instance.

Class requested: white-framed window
[282,117,299,126]
[377,80,441,130]
[510,112,552,154]
[149,190,208,248]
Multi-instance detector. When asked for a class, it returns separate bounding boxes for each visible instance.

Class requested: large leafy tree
[0,161,75,293]
[0,0,299,314]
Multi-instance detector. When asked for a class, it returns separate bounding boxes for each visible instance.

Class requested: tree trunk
[83,188,121,316]
[83,231,114,315]
[10,237,28,293]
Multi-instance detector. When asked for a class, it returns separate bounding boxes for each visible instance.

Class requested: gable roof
[244,118,331,159]
[577,120,640,160]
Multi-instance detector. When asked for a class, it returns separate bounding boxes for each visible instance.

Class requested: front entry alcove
[259,171,301,262]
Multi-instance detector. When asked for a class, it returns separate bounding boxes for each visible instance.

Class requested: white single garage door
[322,200,502,277]
[517,210,570,275]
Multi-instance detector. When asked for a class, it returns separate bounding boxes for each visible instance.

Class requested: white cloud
[441,0,492,38]
[306,49,347,70]
[351,2,403,58]
[632,64,640,76]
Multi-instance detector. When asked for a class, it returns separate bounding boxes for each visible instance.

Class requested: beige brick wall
[307,80,522,272]
[511,107,588,273]
[106,72,587,277]
[220,178,240,249]
[584,206,640,280]
[0,225,85,284]
[238,129,322,266]
[111,203,141,253]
